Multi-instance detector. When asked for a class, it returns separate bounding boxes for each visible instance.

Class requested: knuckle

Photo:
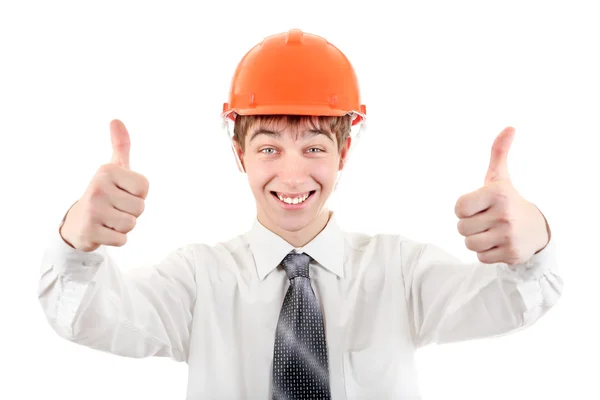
[87,185,108,205]
[137,199,146,216]
[106,230,127,247]
[86,203,104,223]
[82,202,98,220]
[454,199,464,217]
[138,175,150,197]
[477,252,489,263]
[114,233,128,247]
[457,219,466,236]
[464,236,475,251]
[141,175,150,191]
[497,207,514,224]
[97,163,114,178]
[114,214,136,233]
[88,183,105,198]
[124,214,137,232]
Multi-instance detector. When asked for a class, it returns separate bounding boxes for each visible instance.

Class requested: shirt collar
[245,212,345,281]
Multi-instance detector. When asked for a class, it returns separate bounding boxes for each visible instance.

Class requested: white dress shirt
[37,212,563,399]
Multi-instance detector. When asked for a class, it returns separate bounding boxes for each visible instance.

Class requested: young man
[38,29,562,399]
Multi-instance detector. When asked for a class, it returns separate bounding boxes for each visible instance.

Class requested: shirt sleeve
[401,237,563,348]
[37,225,197,362]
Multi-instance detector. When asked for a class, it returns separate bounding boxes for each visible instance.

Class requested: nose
[278,151,309,188]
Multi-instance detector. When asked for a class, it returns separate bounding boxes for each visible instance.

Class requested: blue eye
[261,148,276,154]
[307,148,323,153]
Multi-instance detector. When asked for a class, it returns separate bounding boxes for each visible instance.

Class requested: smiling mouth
[270,190,316,205]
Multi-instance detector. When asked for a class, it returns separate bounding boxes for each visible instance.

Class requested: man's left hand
[455,127,550,266]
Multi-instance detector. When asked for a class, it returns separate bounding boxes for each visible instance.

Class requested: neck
[260,209,332,248]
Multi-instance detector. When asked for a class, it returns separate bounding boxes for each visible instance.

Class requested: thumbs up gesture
[59,120,149,252]
[454,127,550,266]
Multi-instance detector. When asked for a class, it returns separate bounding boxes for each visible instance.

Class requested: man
[38,29,562,399]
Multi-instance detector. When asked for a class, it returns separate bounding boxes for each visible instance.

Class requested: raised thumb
[484,126,514,185]
[110,119,131,169]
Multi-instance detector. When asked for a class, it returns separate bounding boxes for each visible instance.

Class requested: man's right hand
[60,119,150,252]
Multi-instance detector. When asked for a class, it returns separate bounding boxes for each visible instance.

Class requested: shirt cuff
[501,237,557,277]
[40,225,106,283]
[500,237,562,324]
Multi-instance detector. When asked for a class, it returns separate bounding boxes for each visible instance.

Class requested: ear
[231,139,246,173]
[338,136,352,171]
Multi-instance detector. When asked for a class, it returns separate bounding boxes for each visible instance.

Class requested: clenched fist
[59,119,149,252]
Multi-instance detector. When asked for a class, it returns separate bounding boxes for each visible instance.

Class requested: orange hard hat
[221,29,366,125]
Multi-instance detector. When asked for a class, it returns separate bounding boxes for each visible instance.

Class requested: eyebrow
[248,128,334,143]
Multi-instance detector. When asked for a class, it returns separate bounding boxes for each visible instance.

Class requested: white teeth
[276,192,311,205]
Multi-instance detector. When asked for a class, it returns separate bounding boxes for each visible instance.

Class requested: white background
[1,0,598,399]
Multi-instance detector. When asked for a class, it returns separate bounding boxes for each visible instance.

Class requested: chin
[264,204,320,233]
[261,207,308,231]
[273,215,314,233]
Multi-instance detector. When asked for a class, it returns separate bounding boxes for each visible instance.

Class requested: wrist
[58,201,79,249]
[533,205,551,254]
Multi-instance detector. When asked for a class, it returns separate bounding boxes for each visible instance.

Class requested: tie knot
[281,252,311,280]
